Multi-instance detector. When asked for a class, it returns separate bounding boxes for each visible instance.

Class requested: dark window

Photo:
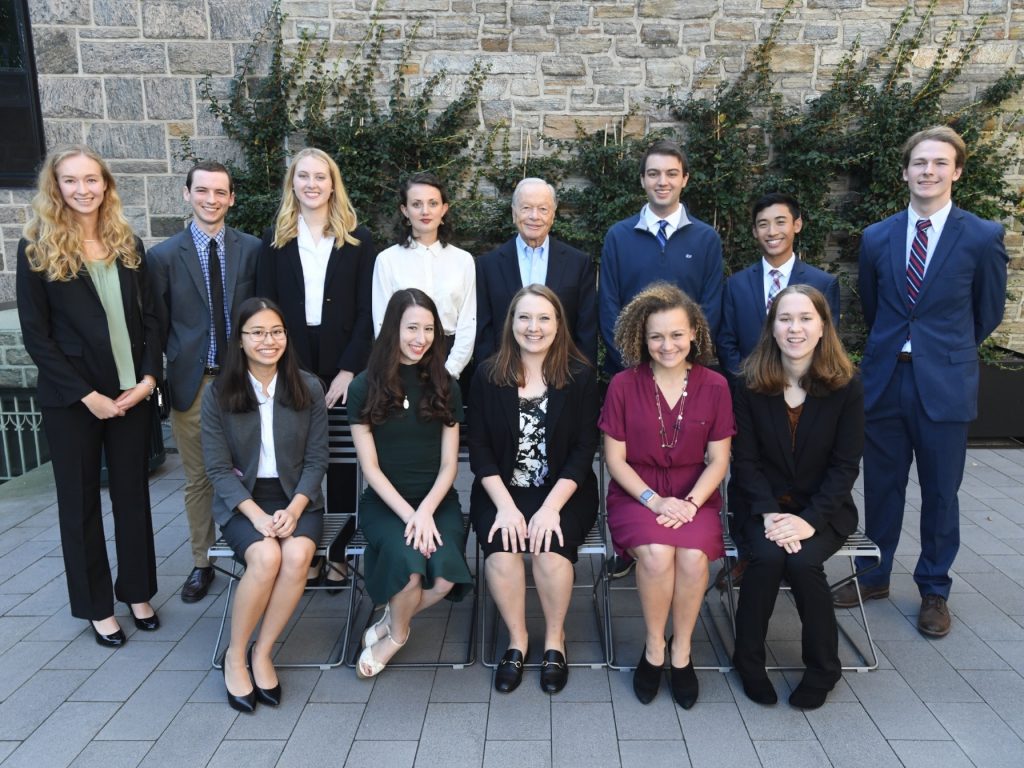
[0,0,45,187]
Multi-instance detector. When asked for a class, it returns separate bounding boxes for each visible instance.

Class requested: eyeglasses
[240,328,287,341]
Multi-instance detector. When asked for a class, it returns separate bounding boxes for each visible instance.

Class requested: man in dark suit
[835,126,1008,638]
[475,177,597,364]
[717,193,840,383]
[149,161,260,603]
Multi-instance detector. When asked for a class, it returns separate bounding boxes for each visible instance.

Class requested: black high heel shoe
[247,643,281,706]
[668,636,699,710]
[91,621,126,648]
[124,602,160,632]
[633,645,663,704]
[223,653,256,713]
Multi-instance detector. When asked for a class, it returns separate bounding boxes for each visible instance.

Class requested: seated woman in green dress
[348,288,473,678]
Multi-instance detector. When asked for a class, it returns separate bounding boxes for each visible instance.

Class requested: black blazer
[729,376,864,538]
[16,237,161,408]
[467,360,599,501]
[475,236,598,365]
[256,226,376,380]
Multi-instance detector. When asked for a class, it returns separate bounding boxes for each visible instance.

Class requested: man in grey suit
[149,161,260,602]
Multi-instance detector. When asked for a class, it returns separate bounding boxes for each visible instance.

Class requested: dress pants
[733,516,844,689]
[860,360,968,598]
[170,375,216,568]
[43,400,158,620]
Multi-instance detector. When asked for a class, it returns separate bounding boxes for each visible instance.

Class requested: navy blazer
[467,360,599,500]
[729,377,864,538]
[16,237,161,408]
[256,226,376,380]
[148,225,260,411]
[858,206,1007,421]
[717,259,840,379]
[201,371,328,528]
[475,236,598,365]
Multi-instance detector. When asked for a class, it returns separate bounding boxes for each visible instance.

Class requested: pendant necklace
[402,395,409,410]
[654,367,689,449]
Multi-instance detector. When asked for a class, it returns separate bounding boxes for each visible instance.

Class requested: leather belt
[204,366,221,376]
[896,352,912,363]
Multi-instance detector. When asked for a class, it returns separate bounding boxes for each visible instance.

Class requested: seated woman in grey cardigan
[202,297,328,713]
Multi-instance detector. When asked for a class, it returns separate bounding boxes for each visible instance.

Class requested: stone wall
[4,0,1023,346]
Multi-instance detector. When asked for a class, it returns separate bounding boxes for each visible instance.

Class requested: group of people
[15,124,1007,715]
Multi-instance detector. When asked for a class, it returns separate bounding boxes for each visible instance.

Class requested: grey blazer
[149,225,260,411]
[201,371,328,528]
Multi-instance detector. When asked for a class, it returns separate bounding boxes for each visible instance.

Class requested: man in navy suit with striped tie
[834,126,1007,638]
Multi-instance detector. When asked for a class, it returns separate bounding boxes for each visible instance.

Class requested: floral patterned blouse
[511,393,549,488]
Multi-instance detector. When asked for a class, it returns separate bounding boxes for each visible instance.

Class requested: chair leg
[211,572,238,670]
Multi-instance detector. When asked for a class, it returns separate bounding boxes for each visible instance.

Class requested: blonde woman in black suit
[730,284,863,711]
[17,145,161,647]
[256,148,376,589]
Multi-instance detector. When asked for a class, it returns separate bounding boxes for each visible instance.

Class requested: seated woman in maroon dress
[599,282,734,709]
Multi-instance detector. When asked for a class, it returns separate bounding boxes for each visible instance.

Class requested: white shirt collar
[247,371,277,404]
[762,253,796,279]
[637,203,690,234]
[908,200,952,237]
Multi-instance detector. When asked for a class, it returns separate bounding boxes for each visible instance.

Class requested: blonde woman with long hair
[256,148,376,588]
[17,145,162,646]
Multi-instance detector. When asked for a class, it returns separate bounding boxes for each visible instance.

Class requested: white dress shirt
[762,253,796,306]
[639,202,689,239]
[248,371,279,479]
[903,200,952,352]
[296,216,335,326]
[371,239,477,377]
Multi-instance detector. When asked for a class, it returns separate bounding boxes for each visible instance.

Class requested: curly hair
[23,145,139,281]
[393,171,453,247]
[742,284,853,396]
[272,148,360,248]
[613,282,713,368]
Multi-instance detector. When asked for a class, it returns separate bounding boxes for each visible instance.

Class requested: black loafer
[247,643,281,706]
[540,649,568,694]
[91,622,126,648]
[494,648,525,693]
[125,603,160,632]
[632,646,662,704]
[181,566,214,603]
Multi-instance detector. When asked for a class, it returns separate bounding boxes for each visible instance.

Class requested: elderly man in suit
[834,126,1007,638]
[149,161,260,603]
[475,177,597,365]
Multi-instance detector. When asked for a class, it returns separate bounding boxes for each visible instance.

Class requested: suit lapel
[545,239,567,291]
[545,381,566,441]
[116,259,134,325]
[747,262,766,314]
[499,383,520,437]
[768,395,796,476]
[499,240,523,293]
[792,394,821,469]
[915,207,964,306]
[323,240,344,301]
[234,409,262,479]
[887,210,910,308]
[222,228,240,312]
[285,239,307,303]
[179,233,210,311]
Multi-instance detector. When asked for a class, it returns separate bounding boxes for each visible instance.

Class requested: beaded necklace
[653,367,689,449]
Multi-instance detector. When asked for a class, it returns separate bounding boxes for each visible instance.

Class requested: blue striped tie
[906,218,930,305]
[656,219,669,250]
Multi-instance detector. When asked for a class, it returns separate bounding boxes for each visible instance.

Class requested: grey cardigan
[201,370,328,527]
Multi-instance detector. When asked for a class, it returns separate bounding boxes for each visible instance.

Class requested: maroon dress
[598,362,735,559]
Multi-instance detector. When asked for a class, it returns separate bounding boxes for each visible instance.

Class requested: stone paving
[0,432,1023,767]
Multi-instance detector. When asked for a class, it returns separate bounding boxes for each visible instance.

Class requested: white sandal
[361,604,391,650]
[356,625,407,679]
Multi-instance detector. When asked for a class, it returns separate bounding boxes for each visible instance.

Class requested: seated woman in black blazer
[730,284,863,710]
[468,285,599,694]
[202,297,328,713]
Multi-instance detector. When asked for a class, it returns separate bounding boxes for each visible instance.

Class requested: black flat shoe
[247,643,281,706]
[91,622,126,648]
[223,656,256,713]
[740,674,778,706]
[540,649,568,694]
[494,648,525,693]
[668,637,698,709]
[306,556,324,588]
[632,645,663,704]
[124,603,160,632]
[323,562,351,596]
[789,680,830,710]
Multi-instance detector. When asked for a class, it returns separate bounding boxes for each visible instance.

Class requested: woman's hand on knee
[488,505,527,554]
[251,513,277,538]
[527,505,564,555]
[405,508,442,557]
[271,509,297,538]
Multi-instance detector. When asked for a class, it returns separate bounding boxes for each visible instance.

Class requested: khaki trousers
[170,376,216,567]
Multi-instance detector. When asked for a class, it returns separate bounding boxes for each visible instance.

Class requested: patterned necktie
[766,268,782,310]
[656,219,669,250]
[906,218,931,305]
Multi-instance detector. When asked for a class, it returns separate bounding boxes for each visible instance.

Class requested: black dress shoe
[668,637,698,709]
[739,675,778,706]
[124,603,160,631]
[494,648,525,693]
[632,646,662,704]
[306,556,324,589]
[181,566,214,603]
[323,561,351,596]
[91,622,126,648]
[788,680,830,710]
[540,649,568,694]
[247,643,281,706]
[223,657,256,713]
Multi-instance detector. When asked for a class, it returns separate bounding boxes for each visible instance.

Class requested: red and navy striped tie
[906,218,931,305]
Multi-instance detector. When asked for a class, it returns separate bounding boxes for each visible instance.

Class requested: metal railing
[0,389,48,483]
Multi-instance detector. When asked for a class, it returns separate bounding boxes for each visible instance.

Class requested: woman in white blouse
[371,172,476,379]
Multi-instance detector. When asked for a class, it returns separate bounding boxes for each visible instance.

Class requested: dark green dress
[347,364,472,605]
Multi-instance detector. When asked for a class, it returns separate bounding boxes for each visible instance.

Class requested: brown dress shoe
[714,557,748,591]
[832,580,889,609]
[918,594,951,638]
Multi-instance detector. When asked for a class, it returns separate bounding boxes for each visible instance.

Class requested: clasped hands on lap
[401,504,443,557]
[646,494,698,529]
[488,503,564,555]
[762,512,814,553]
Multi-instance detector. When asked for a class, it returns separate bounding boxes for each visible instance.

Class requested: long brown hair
[360,288,455,427]
[612,282,712,368]
[742,283,854,396]
[272,148,360,248]
[488,284,589,389]
[24,145,139,281]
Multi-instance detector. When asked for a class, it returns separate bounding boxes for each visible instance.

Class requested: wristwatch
[639,489,656,507]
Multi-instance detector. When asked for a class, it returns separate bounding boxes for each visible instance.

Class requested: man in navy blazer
[475,178,597,364]
[717,193,840,383]
[836,126,1008,638]
[149,161,260,603]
